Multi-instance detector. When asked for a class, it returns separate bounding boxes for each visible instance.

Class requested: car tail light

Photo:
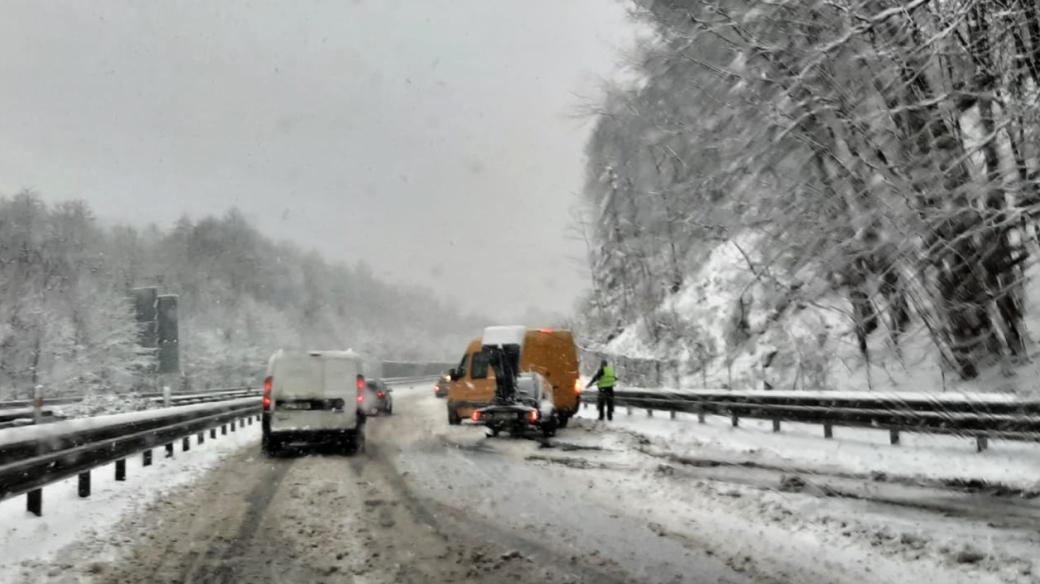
[262,376,273,411]
[356,394,364,404]
[376,391,385,399]
[471,410,482,422]
[528,409,540,423]
[574,378,582,395]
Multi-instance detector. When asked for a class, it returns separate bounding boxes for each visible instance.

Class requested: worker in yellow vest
[586,359,616,421]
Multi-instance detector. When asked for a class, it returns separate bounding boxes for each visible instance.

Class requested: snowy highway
[1,382,1037,584]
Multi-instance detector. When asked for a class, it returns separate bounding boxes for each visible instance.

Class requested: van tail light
[574,379,582,395]
[356,374,366,404]
[471,410,482,422]
[262,376,273,411]
[376,391,385,399]
[528,409,540,423]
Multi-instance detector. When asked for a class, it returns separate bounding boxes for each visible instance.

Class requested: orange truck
[446,328,581,427]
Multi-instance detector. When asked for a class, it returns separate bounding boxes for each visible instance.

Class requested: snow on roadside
[559,409,1038,583]
[0,423,260,583]
[574,404,1040,489]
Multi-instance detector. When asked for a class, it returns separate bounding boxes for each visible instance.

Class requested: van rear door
[272,353,357,415]
[521,330,580,416]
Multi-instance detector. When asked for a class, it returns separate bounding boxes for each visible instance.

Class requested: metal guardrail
[0,378,432,428]
[0,387,256,410]
[0,398,261,516]
[0,374,438,516]
[580,389,1040,451]
[0,375,434,412]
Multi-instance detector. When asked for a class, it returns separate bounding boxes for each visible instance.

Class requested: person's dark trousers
[597,386,615,421]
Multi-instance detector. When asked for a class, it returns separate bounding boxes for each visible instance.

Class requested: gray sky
[0,0,637,320]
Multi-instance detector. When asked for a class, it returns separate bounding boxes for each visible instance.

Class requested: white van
[261,350,367,454]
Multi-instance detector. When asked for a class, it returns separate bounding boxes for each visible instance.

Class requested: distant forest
[0,192,483,398]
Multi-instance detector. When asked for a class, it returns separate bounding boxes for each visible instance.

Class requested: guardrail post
[698,407,705,424]
[669,410,676,420]
[182,437,191,452]
[824,424,833,439]
[78,471,91,498]
[731,414,739,427]
[221,424,227,435]
[165,443,174,458]
[115,459,126,481]
[27,489,42,516]
[32,385,44,425]
[231,420,237,432]
[772,419,781,433]
[646,409,653,418]
[143,449,153,466]
[210,428,217,439]
[248,416,253,425]
[976,436,989,452]
[197,432,205,445]
[626,406,632,416]
[889,430,900,445]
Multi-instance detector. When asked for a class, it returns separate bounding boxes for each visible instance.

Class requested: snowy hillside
[597,231,1040,395]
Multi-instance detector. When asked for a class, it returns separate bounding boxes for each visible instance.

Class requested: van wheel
[262,433,280,456]
[448,407,461,425]
[343,430,365,455]
[557,414,570,429]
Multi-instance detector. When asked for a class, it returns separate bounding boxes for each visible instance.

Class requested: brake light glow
[357,394,364,404]
[528,409,540,423]
[376,391,385,399]
[356,375,366,391]
[262,376,273,411]
[471,410,482,422]
[538,328,553,334]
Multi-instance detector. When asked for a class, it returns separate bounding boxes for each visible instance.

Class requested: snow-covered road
[2,385,1038,583]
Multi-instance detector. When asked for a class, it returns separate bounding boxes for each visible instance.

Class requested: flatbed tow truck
[469,325,558,438]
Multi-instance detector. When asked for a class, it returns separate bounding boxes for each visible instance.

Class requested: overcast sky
[0,0,638,320]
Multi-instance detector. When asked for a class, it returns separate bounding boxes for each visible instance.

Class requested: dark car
[363,380,393,415]
[433,374,451,398]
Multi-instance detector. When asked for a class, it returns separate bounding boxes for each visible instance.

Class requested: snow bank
[576,405,1040,489]
[0,424,260,582]
[0,397,257,447]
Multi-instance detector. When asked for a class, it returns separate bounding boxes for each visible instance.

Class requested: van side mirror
[449,368,459,381]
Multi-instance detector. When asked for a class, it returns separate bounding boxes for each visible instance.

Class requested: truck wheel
[448,407,461,425]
